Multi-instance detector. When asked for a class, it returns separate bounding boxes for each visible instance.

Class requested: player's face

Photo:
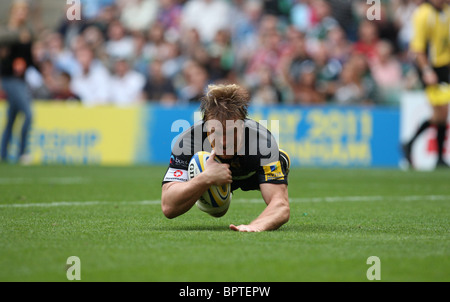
[208,120,245,160]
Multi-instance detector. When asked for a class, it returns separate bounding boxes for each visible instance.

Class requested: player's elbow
[161,188,178,219]
[161,202,177,219]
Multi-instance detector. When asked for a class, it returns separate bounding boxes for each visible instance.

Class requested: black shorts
[417,65,450,87]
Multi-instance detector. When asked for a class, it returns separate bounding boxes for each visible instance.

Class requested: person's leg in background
[0,77,33,163]
[15,80,33,162]
[1,78,19,162]
[433,104,449,167]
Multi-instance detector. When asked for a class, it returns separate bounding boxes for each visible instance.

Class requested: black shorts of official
[416,65,450,87]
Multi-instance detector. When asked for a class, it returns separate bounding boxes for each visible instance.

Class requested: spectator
[105,19,134,60]
[231,0,263,72]
[161,41,186,81]
[46,31,78,75]
[52,72,81,102]
[158,0,183,42]
[280,28,311,90]
[207,29,234,82]
[180,28,211,66]
[370,40,403,88]
[80,0,115,20]
[70,45,111,106]
[353,20,380,61]
[109,57,146,106]
[179,60,210,104]
[25,39,51,99]
[245,15,286,87]
[32,59,60,99]
[0,0,34,164]
[145,21,172,62]
[307,0,339,43]
[369,40,403,104]
[120,0,159,32]
[131,31,152,76]
[324,26,352,63]
[250,64,283,105]
[312,42,342,102]
[334,57,376,105]
[81,25,108,64]
[290,60,325,105]
[142,59,177,106]
[393,0,422,52]
[290,0,313,33]
[326,0,358,41]
[180,0,232,44]
[1,0,427,110]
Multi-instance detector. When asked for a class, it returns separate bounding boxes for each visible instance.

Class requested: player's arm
[161,151,232,219]
[416,53,438,86]
[230,183,290,232]
[410,7,438,85]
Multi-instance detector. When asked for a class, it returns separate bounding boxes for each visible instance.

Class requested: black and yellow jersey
[162,119,288,192]
[410,2,450,68]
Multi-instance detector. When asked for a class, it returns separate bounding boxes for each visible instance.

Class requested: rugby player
[161,84,290,232]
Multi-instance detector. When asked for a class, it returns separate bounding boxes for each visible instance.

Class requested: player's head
[200,84,250,159]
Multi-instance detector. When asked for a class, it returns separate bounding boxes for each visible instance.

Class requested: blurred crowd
[0,0,427,107]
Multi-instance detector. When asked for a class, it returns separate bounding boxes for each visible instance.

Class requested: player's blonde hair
[200,84,250,122]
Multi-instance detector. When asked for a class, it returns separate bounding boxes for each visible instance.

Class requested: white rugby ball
[188,151,231,217]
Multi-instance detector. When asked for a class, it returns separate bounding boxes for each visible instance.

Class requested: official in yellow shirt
[404,0,450,168]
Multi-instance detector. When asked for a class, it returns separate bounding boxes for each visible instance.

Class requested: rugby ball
[188,151,232,217]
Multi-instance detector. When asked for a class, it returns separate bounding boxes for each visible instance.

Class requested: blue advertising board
[145,104,401,168]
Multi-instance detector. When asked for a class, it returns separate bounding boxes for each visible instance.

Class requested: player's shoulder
[172,120,205,146]
[172,121,210,162]
[243,118,271,133]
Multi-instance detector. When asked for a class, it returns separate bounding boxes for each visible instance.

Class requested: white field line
[0,195,449,208]
[0,177,87,185]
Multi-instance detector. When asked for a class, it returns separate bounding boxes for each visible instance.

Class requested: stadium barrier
[0,100,410,167]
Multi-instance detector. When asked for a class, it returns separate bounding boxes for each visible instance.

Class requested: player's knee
[432,106,449,124]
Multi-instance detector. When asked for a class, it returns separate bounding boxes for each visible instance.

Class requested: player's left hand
[229,224,263,232]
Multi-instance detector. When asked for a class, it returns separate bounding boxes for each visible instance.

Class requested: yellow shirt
[410,3,450,68]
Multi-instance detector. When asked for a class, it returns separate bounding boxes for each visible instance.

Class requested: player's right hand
[204,150,232,186]
[423,68,438,86]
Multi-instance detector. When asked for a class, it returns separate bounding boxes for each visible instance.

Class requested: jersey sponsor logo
[263,161,284,181]
[164,168,188,182]
[170,155,189,167]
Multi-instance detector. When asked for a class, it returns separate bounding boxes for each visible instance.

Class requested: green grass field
[0,164,449,282]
